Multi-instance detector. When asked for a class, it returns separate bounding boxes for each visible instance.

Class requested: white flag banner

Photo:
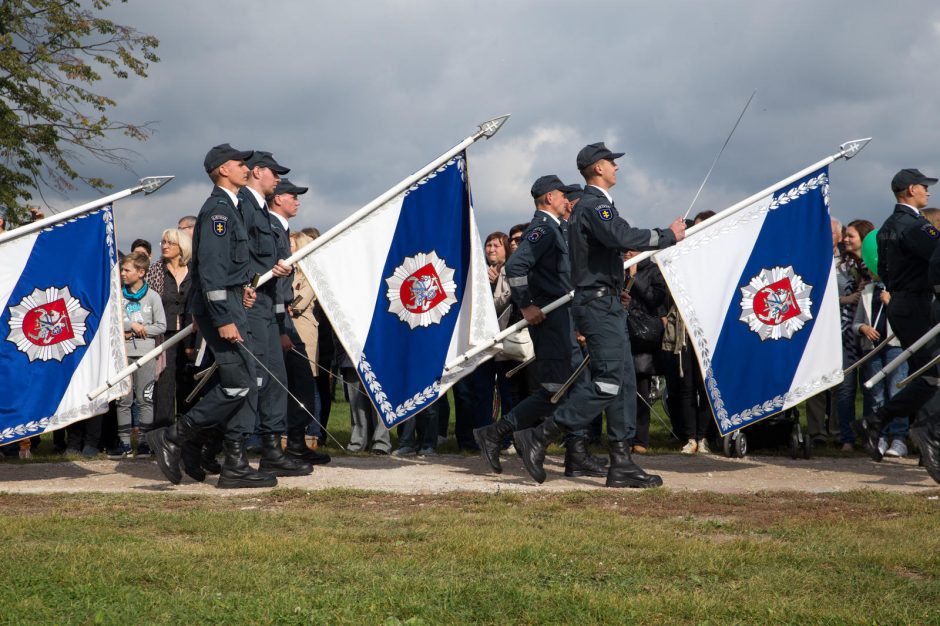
[0,207,128,444]
[655,167,843,435]
[298,153,499,427]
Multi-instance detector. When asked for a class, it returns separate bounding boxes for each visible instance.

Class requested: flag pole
[253,114,511,288]
[444,137,873,372]
[0,176,174,246]
[88,116,510,400]
[864,321,940,389]
[623,137,872,271]
[683,88,757,220]
[896,346,940,389]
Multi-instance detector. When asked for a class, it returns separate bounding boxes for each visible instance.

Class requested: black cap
[530,175,571,199]
[204,143,253,174]
[576,142,625,171]
[245,151,290,175]
[270,178,308,198]
[564,184,584,201]
[891,168,938,193]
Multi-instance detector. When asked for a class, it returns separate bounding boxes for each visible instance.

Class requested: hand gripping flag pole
[445,137,873,372]
[0,176,174,245]
[88,116,510,400]
[864,320,940,390]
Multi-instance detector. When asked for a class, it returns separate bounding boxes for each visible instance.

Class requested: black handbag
[627,308,664,353]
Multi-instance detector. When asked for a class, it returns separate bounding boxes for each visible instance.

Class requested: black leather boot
[910,423,940,484]
[853,409,886,461]
[217,438,278,489]
[180,420,206,482]
[512,417,560,484]
[200,429,224,475]
[284,428,331,465]
[474,419,514,474]
[606,440,663,488]
[146,416,195,485]
[258,433,313,476]
[564,436,608,477]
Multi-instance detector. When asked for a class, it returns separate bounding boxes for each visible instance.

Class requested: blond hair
[162,227,192,265]
[290,231,314,252]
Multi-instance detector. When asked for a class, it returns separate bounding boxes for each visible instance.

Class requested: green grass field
[1,489,938,625]
[3,385,871,463]
[2,386,939,624]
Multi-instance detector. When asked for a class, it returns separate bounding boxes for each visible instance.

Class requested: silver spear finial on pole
[839,138,872,160]
[477,114,511,139]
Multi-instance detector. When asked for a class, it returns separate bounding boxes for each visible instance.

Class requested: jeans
[397,399,442,452]
[863,345,910,438]
[838,352,875,445]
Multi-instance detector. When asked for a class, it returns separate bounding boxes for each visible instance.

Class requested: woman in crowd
[146,227,193,427]
[453,232,511,450]
[836,219,874,451]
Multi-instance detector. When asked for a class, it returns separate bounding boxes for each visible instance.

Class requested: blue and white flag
[0,207,127,444]
[297,153,500,428]
[655,167,842,435]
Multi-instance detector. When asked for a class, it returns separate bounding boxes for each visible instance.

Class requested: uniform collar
[270,211,289,230]
[587,184,613,203]
[245,186,267,209]
[536,209,560,225]
[216,186,239,207]
[896,202,920,215]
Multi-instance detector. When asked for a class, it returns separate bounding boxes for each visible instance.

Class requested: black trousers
[185,307,257,441]
[554,293,637,443]
[246,292,288,435]
[883,293,939,424]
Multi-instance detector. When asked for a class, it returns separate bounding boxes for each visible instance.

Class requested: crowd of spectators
[4,202,936,464]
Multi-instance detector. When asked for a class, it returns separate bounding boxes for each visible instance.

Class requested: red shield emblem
[385,251,458,329]
[752,277,801,326]
[23,298,74,346]
[400,264,446,314]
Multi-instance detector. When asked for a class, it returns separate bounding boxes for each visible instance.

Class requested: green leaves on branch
[0,0,160,226]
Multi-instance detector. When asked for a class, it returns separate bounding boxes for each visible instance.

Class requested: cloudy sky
[41,1,940,252]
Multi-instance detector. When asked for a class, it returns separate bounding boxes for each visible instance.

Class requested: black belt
[575,286,615,298]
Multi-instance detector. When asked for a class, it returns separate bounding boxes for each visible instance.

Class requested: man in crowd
[237,152,312,477]
[514,143,685,488]
[178,215,196,239]
[267,177,331,466]
[149,143,278,488]
[474,175,605,478]
[857,169,940,476]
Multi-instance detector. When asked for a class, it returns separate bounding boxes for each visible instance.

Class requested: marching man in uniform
[473,175,606,478]
[514,143,685,487]
[237,152,312,477]
[149,144,279,489]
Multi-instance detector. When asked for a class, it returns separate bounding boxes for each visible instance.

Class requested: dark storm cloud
[49,1,940,250]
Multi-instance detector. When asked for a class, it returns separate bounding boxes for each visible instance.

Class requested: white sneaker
[681,439,698,454]
[884,439,908,458]
[877,437,888,457]
[697,438,711,454]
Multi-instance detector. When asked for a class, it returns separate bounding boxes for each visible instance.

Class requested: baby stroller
[720,407,811,459]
